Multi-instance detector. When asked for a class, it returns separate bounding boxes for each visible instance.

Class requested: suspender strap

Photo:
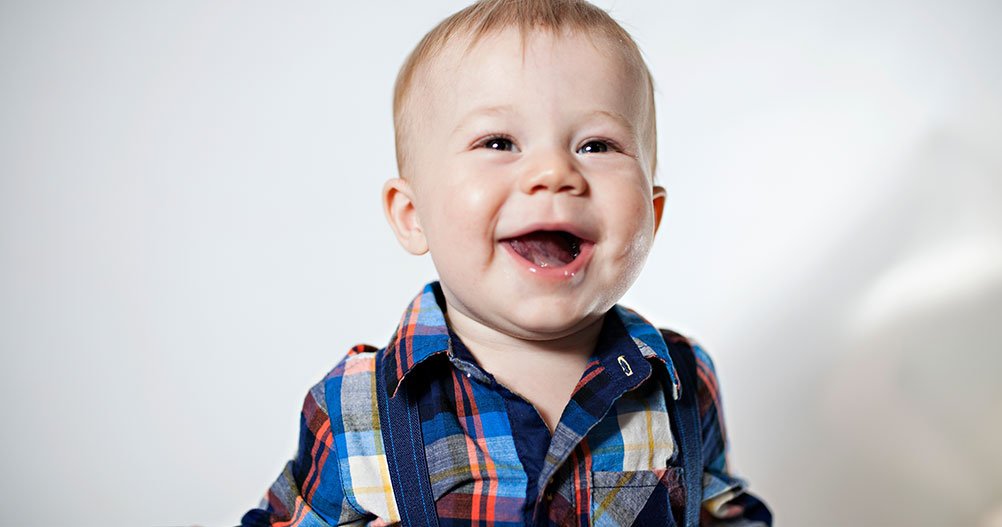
[375,350,441,527]
[663,331,705,527]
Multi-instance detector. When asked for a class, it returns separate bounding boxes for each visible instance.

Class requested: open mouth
[503,230,585,268]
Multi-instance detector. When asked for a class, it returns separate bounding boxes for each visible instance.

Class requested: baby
[242,1,771,525]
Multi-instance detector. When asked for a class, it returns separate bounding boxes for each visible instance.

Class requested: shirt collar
[381,281,682,401]
[380,282,453,398]
[612,305,683,401]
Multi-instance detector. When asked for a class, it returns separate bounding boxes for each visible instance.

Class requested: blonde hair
[392,0,657,177]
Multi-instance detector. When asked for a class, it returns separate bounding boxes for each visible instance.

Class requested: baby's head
[382,0,666,341]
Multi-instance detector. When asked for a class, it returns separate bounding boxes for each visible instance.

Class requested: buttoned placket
[530,330,656,525]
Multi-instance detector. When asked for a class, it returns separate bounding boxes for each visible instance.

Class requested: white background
[2,1,1000,525]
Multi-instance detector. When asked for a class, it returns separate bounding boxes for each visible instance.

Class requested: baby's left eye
[577,140,610,154]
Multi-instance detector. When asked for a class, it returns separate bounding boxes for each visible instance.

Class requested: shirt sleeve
[240,381,368,527]
[690,343,774,526]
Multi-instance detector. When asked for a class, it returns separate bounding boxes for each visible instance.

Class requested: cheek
[422,174,505,252]
[454,163,511,218]
[599,188,658,273]
[627,208,657,259]
[460,184,495,218]
[601,178,656,237]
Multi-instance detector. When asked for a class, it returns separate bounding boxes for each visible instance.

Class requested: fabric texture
[241,282,772,526]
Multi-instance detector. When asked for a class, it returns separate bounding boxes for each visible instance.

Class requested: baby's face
[387,28,664,341]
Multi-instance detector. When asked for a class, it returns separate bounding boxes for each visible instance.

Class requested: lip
[498,222,597,244]
[500,235,595,280]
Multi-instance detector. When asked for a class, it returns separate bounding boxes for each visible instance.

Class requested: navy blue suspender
[375,349,441,527]
[662,330,705,527]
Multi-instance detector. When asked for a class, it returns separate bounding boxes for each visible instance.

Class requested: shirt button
[617,355,634,376]
[544,492,554,502]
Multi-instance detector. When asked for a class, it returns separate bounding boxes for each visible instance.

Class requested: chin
[501,301,603,340]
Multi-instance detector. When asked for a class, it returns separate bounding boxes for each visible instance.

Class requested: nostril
[522,167,587,195]
[560,180,586,194]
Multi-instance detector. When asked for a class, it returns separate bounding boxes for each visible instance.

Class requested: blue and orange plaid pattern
[241,282,771,526]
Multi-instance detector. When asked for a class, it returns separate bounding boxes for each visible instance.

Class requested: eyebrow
[451,105,516,136]
[450,106,638,137]
[588,109,635,132]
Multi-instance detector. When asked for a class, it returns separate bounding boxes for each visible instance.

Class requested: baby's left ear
[652,185,667,236]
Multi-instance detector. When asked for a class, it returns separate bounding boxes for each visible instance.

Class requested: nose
[518,149,588,196]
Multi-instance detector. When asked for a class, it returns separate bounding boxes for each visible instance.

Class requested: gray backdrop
[2,1,1000,525]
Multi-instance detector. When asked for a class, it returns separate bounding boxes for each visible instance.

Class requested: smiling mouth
[503,231,584,268]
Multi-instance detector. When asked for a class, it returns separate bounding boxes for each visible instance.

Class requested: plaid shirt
[242,282,771,526]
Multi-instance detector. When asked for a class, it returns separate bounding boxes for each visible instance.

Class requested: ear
[651,185,667,236]
[382,178,428,255]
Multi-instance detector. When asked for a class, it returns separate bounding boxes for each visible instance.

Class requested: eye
[480,136,516,152]
[577,140,610,154]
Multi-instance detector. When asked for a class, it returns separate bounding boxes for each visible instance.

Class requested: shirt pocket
[590,467,685,527]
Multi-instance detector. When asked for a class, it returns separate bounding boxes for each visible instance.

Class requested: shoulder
[303,344,399,520]
[293,344,381,459]
[320,344,380,385]
[655,328,724,417]
[313,344,380,428]
[657,328,720,379]
[292,345,377,443]
[658,329,734,464]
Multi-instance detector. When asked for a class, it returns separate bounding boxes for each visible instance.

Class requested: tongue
[507,232,577,268]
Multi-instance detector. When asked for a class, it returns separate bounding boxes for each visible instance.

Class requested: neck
[442,301,605,433]
[443,302,605,372]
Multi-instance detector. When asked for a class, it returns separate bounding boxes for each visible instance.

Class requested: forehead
[413,27,649,129]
